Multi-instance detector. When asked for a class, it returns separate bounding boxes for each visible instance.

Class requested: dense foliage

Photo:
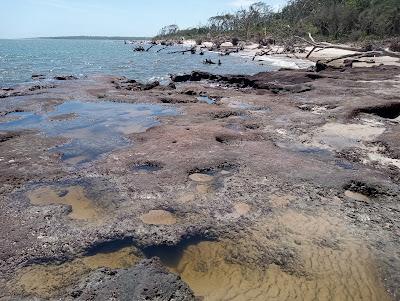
[156,0,400,41]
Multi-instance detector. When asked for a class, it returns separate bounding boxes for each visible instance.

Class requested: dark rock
[124,79,137,84]
[171,71,219,83]
[28,85,44,91]
[0,132,20,143]
[31,74,45,80]
[134,46,145,52]
[172,74,192,82]
[54,75,78,81]
[351,102,400,119]
[182,90,197,96]
[315,61,328,72]
[389,39,400,52]
[70,258,195,301]
[171,70,315,93]
[160,97,197,104]
[142,81,160,91]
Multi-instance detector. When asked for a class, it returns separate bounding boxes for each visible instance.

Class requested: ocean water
[0,39,280,87]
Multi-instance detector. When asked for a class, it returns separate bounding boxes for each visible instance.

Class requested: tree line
[156,0,400,42]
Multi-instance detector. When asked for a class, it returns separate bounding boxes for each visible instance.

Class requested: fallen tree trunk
[146,44,155,52]
[294,35,362,52]
[253,49,272,61]
[294,33,400,61]
[156,46,168,53]
[167,47,196,55]
[325,51,382,64]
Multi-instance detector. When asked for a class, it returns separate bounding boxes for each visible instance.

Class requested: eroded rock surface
[0,65,400,300]
[68,258,195,301]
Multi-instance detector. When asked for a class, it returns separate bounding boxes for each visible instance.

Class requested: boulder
[68,258,195,301]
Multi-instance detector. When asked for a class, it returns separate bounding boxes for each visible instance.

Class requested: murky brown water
[11,247,139,298]
[16,190,393,301]
[166,210,392,301]
[170,240,390,301]
[140,210,177,225]
[27,186,101,221]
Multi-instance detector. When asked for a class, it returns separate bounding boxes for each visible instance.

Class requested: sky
[0,0,288,39]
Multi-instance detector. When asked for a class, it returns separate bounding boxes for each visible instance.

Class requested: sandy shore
[182,39,400,69]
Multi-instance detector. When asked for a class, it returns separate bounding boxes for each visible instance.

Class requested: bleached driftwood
[295,33,400,60]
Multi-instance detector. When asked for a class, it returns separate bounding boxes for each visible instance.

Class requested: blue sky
[0,0,288,38]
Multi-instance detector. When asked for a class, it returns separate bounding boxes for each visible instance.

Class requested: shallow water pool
[0,100,176,164]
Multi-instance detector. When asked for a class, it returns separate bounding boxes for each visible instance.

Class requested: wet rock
[171,74,191,82]
[351,102,400,119]
[54,75,78,81]
[112,78,160,91]
[182,89,197,96]
[31,74,45,80]
[0,131,21,143]
[69,258,195,301]
[171,69,316,93]
[171,71,219,82]
[142,81,160,91]
[0,84,55,98]
[315,61,328,72]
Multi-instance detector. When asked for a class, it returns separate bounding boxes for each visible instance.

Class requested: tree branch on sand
[294,33,400,60]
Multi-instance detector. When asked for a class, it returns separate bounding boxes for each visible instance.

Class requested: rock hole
[343,181,381,198]
[142,235,215,269]
[353,103,400,119]
[85,237,135,256]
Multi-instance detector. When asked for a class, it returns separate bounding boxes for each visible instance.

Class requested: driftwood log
[156,46,168,53]
[253,49,272,61]
[146,44,155,52]
[167,46,197,55]
[294,33,400,60]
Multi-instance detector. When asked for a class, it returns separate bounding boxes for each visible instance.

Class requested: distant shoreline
[36,36,150,41]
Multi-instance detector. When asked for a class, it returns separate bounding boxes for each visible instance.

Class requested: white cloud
[230,0,258,8]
